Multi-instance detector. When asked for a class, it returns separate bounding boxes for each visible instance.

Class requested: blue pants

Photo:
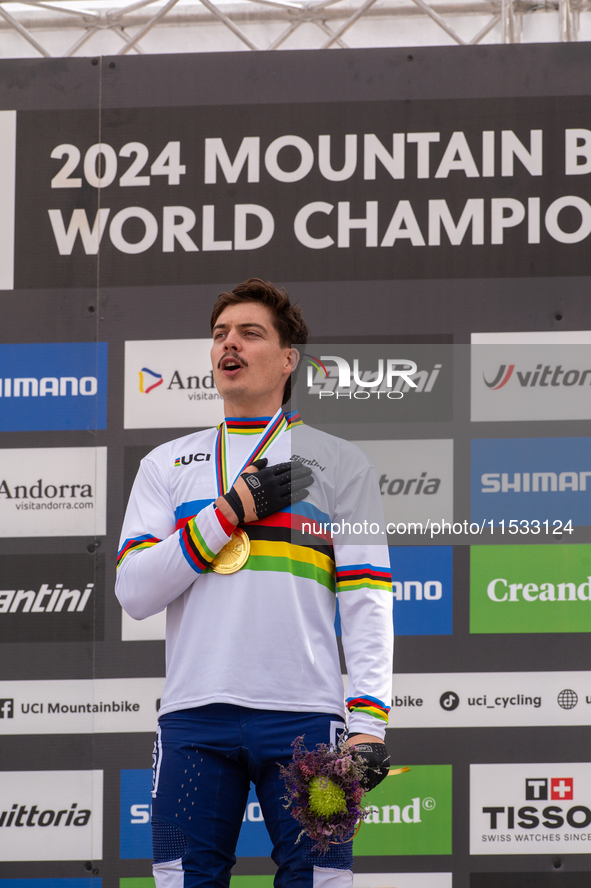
[151,704,353,888]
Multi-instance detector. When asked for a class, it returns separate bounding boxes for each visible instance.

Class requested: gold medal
[211,527,250,574]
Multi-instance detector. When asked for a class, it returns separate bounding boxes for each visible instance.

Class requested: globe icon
[557,689,578,710]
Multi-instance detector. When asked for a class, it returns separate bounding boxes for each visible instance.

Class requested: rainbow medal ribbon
[210,408,289,574]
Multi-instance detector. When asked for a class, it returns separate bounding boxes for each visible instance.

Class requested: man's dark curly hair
[211,278,309,405]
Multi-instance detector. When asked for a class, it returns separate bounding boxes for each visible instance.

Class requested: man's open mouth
[220,355,245,372]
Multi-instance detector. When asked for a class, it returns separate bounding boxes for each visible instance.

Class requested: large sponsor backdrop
[1,44,591,888]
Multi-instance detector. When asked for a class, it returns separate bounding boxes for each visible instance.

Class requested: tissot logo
[470,762,591,855]
[0,342,107,431]
[0,553,104,642]
[525,777,574,801]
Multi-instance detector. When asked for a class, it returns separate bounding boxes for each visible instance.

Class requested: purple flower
[279,736,368,854]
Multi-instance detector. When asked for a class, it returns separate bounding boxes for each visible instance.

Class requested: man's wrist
[215,496,239,527]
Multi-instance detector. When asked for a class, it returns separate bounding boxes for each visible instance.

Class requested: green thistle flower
[308,776,347,817]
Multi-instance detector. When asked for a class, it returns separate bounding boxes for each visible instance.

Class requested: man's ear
[288,348,301,372]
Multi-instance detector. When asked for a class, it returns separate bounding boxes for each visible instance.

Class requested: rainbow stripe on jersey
[180,515,218,574]
[347,694,391,723]
[117,534,161,568]
[336,563,392,593]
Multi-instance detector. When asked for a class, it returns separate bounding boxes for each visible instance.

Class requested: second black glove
[350,741,391,792]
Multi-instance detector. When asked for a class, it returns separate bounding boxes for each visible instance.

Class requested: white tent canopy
[0,0,585,60]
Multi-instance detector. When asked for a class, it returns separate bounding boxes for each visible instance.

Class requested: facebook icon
[0,699,14,718]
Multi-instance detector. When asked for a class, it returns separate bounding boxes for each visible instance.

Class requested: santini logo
[0,583,94,613]
[0,377,97,397]
[0,802,91,828]
[484,364,591,390]
[481,472,591,493]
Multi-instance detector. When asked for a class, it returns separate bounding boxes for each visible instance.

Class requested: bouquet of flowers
[279,735,369,853]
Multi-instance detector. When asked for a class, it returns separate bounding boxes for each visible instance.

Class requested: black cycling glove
[222,458,314,523]
[349,736,391,792]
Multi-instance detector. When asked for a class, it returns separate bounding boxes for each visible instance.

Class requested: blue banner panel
[0,342,107,431]
[390,546,453,635]
[471,436,591,527]
[120,770,272,859]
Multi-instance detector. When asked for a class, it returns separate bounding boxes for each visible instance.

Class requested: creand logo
[483,363,591,390]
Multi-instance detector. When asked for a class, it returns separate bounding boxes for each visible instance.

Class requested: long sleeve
[333,462,394,740]
[115,453,234,620]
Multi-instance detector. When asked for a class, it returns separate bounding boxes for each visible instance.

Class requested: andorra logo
[138,367,163,394]
[484,364,515,389]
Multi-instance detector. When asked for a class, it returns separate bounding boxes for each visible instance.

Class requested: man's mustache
[218,351,248,369]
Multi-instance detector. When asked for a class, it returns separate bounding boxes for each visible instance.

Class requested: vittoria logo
[0,801,91,828]
[483,363,591,390]
[471,335,591,422]
[0,770,103,860]
[174,452,211,467]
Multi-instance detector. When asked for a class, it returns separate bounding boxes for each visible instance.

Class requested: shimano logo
[481,471,591,493]
[0,377,97,398]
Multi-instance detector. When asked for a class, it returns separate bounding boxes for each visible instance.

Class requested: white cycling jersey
[116,412,393,738]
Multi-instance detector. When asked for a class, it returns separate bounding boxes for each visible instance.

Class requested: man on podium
[116,278,393,888]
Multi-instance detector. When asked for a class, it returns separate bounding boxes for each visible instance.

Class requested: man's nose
[223,330,241,350]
